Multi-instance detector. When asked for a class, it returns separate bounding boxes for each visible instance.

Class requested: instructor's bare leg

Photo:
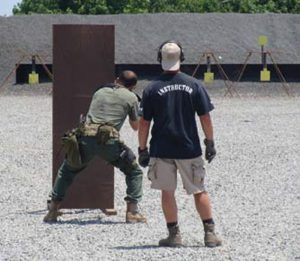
[194,191,212,220]
[162,190,178,222]
[159,190,182,247]
[194,191,221,247]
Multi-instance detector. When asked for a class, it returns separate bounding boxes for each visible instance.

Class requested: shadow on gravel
[0,209,46,218]
[112,244,204,250]
[54,218,124,225]
[24,208,126,225]
[27,209,47,215]
[112,245,160,250]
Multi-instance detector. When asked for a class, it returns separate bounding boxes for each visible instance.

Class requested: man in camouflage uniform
[44,70,146,223]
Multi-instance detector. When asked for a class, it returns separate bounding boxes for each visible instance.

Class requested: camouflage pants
[51,136,143,203]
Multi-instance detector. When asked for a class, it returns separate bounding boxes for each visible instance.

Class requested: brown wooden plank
[53,25,115,209]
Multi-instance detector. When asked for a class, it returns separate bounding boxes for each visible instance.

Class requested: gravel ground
[0,86,299,261]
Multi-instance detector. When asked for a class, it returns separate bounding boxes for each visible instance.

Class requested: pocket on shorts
[147,158,157,181]
[192,160,205,183]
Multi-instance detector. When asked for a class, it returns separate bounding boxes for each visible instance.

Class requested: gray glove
[204,139,216,163]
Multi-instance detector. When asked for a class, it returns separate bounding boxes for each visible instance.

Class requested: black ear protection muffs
[157,40,185,63]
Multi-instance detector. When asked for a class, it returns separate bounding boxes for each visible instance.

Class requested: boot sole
[43,218,58,223]
[205,242,222,248]
[43,212,62,223]
[126,220,147,224]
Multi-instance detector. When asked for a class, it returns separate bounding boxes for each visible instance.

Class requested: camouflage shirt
[86,85,139,131]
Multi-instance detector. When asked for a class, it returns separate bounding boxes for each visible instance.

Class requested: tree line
[13,0,300,15]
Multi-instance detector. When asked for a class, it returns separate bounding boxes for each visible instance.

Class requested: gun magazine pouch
[96,125,119,145]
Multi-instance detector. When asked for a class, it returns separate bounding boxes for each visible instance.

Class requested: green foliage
[123,0,150,14]
[12,0,300,15]
[13,0,60,14]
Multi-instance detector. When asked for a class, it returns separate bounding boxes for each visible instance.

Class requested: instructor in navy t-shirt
[138,40,222,248]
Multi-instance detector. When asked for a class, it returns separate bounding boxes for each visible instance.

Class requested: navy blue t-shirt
[140,72,214,159]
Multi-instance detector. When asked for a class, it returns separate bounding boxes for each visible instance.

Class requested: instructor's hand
[204,139,216,163]
[138,147,150,167]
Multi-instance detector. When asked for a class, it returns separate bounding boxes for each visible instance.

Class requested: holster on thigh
[61,128,82,169]
[119,143,136,165]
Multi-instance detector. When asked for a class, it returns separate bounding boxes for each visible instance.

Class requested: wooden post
[52,25,116,212]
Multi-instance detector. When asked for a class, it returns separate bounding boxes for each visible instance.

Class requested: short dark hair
[118,70,137,88]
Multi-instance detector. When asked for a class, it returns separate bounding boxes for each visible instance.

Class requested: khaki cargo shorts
[147,156,206,194]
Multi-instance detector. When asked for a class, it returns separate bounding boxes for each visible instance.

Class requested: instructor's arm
[138,117,150,149]
[199,113,214,140]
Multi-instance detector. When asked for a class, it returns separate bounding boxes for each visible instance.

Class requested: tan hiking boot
[125,202,147,223]
[159,225,183,247]
[43,201,61,223]
[204,223,222,247]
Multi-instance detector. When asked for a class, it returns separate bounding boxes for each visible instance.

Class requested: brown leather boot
[159,225,183,247]
[43,201,61,223]
[204,223,222,247]
[125,202,147,223]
